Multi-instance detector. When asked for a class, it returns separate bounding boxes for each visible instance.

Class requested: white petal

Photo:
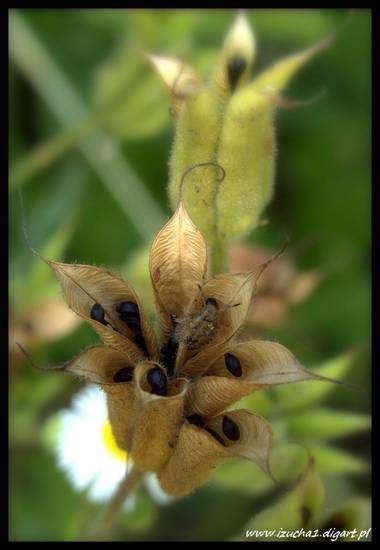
[54,384,134,504]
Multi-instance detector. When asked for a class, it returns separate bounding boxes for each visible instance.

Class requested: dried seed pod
[158,421,229,496]
[130,363,188,472]
[206,409,274,476]
[47,261,158,360]
[184,375,257,418]
[63,345,137,451]
[149,192,208,327]
[205,340,331,386]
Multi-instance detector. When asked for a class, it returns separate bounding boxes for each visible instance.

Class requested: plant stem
[211,239,227,275]
[10,116,98,192]
[83,465,144,541]
[9,11,166,241]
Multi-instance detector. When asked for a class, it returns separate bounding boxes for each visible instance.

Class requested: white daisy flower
[52,384,175,507]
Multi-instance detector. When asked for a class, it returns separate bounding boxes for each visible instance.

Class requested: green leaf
[309,445,368,475]
[93,48,170,140]
[210,458,273,496]
[231,389,273,417]
[272,352,355,413]
[287,409,370,441]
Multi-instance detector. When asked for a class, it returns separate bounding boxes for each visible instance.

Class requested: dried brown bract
[38,196,333,498]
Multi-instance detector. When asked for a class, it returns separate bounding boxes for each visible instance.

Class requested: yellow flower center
[101,421,128,463]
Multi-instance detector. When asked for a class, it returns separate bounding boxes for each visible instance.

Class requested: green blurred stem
[10,86,148,192]
[9,10,165,241]
[211,239,227,274]
[83,466,144,541]
[10,116,98,191]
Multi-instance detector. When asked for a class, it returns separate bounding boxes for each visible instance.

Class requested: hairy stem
[83,466,144,541]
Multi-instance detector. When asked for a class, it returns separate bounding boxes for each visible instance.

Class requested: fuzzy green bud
[216,89,274,243]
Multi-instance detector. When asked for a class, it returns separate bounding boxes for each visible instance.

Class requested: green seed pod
[166,13,334,250]
[168,88,224,243]
[168,13,256,244]
[216,89,275,243]
[212,11,256,97]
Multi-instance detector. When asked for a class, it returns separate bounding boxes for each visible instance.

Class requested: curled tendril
[179,162,226,200]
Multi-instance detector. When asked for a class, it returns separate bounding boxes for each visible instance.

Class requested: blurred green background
[9,9,371,541]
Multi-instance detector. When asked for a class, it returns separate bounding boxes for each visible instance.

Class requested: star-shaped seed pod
[39,167,334,498]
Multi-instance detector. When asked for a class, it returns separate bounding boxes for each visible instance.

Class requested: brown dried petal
[158,421,229,497]
[185,376,257,418]
[48,260,157,359]
[206,340,324,386]
[149,200,207,324]
[130,362,188,472]
[206,410,273,476]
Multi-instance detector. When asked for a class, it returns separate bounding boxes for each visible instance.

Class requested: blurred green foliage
[9,9,371,542]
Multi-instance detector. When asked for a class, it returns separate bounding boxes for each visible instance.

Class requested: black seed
[147,367,167,396]
[160,335,179,377]
[227,56,247,91]
[224,353,242,377]
[206,428,225,446]
[222,415,240,441]
[206,297,218,309]
[116,301,139,319]
[113,367,134,383]
[133,332,148,355]
[116,302,142,330]
[187,414,205,427]
[90,303,107,325]
[125,317,141,331]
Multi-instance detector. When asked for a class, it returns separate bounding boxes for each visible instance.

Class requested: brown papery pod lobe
[106,385,136,452]
[185,375,257,418]
[47,260,157,359]
[206,340,334,387]
[198,271,258,343]
[149,198,207,330]
[64,345,137,451]
[158,421,229,497]
[131,363,188,472]
[206,410,274,477]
